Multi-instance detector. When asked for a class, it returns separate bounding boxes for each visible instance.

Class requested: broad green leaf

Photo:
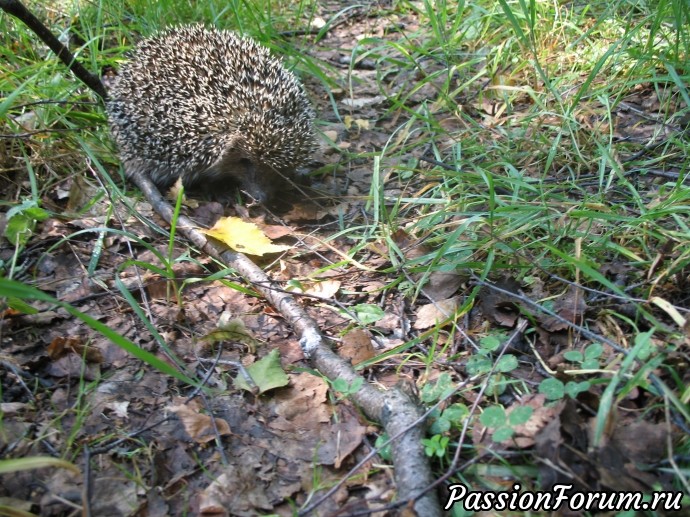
[495,354,518,373]
[480,405,506,428]
[466,354,492,376]
[563,350,583,362]
[420,372,455,403]
[350,303,385,324]
[492,426,515,442]
[509,406,533,426]
[479,334,502,352]
[234,349,289,394]
[565,381,591,398]
[442,403,469,424]
[539,378,565,400]
[584,343,604,360]
[4,213,37,247]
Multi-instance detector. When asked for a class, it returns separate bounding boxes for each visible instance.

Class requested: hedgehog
[106,24,316,203]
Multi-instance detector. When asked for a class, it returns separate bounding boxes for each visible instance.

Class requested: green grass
[1,0,689,513]
[343,0,690,505]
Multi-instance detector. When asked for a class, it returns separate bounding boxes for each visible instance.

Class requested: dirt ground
[1,2,689,516]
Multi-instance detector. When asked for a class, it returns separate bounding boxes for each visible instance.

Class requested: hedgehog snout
[238,159,282,203]
[238,158,265,202]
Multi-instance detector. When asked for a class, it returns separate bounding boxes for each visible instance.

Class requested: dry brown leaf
[610,419,669,465]
[270,372,330,430]
[539,286,587,331]
[421,271,463,301]
[45,354,100,380]
[413,297,461,329]
[261,224,295,240]
[141,275,175,300]
[168,402,232,443]
[198,466,273,515]
[304,279,341,299]
[341,96,385,109]
[339,329,376,365]
[323,420,368,469]
[322,129,338,142]
[0,402,28,415]
[477,276,521,327]
[47,336,104,363]
[165,177,199,208]
[282,203,321,222]
[104,400,130,419]
[190,200,224,228]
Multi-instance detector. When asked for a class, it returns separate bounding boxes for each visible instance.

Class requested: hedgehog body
[107,25,315,202]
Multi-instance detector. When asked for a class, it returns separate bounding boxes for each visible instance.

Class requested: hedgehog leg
[123,158,180,192]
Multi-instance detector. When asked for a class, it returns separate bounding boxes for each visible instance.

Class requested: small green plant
[538,378,566,400]
[3,200,49,250]
[331,377,364,399]
[563,343,604,370]
[420,373,470,433]
[418,372,469,467]
[465,333,518,395]
[339,303,385,325]
[466,334,518,375]
[422,433,450,458]
[565,380,592,398]
[1,199,50,282]
[374,433,392,462]
[479,404,533,443]
[539,377,591,400]
[420,372,456,403]
[429,404,470,435]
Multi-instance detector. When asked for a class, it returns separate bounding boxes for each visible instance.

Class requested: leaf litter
[1,2,690,516]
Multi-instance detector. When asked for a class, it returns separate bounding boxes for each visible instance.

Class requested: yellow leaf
[201,216,291,256]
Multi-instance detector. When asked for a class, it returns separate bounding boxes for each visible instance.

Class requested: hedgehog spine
[107,24,315,202]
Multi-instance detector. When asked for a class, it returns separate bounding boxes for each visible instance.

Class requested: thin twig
[82,445,92,517]
[0,0,107,100]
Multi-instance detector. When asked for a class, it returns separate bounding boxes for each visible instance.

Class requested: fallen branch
[0,0,108,100]
[129,172,442,514]
[3,3,442,510]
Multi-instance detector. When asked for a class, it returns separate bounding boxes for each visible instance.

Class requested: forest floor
[1,1,689,516]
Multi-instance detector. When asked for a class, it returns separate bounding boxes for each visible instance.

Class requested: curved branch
[0,0,108,100]
[127,171,442,516]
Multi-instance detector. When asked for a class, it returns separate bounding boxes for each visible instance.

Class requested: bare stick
[128,170,442,516]
[0,0,108,100]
